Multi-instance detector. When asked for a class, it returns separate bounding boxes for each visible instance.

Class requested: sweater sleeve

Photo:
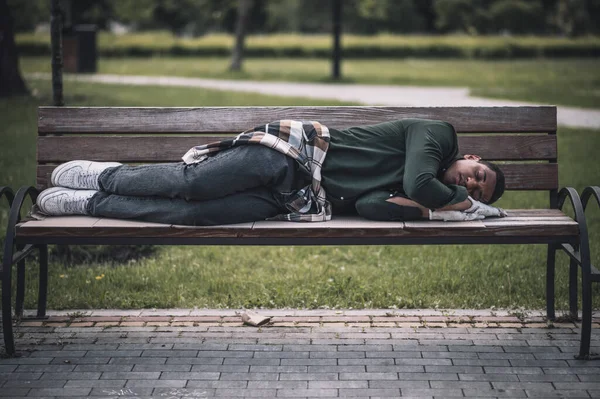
[402,123,468,209]
[354,190,424,221]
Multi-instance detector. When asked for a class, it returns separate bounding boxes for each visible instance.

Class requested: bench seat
[16,209,578,245]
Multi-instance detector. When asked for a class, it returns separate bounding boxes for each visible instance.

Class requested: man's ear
[463,154,481,161]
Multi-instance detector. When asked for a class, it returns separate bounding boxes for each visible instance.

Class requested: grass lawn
[0,77,598,311]
[21,56,600,109]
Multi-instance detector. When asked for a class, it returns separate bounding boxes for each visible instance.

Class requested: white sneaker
[51,160,122,190]
[36,187,97,216]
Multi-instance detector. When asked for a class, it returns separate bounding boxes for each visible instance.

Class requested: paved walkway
[1,309,599,398]
[29,72,600,129]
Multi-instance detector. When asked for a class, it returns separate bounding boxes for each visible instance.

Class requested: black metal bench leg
[578,276,593,360]
[546,244,556,320]
[2,247,15,356]
[569,257,579,320]
[15,245,25,318]
[37,245,48,318]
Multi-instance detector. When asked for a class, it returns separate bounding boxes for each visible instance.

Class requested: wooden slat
[16,213,577,239]
[37,135,557,163]
[35,163,559,191]
[38,106,557,134]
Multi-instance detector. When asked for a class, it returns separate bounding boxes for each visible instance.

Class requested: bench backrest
[36,106,558,205]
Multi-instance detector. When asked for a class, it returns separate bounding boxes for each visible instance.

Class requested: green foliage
[15,32,600,60]
[6,0,48,33]
[488,0,546,34]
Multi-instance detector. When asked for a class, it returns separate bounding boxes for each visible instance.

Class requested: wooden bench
[2,106,598,359]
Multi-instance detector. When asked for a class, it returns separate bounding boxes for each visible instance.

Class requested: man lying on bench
[35,118,507,226]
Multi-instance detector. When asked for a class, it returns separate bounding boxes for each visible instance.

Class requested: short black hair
[478,160,505,205]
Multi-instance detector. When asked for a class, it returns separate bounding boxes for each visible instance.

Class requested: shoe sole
[37,187,67,215]
[50,160,84,188]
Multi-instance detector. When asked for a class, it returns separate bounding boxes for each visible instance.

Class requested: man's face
[441,155,497,203]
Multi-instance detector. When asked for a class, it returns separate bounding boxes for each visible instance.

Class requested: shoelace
[77,171,100,189]
[63,194,91,214]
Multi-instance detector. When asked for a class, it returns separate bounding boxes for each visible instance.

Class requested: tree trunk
[0,0,29,97]
[229,0,253,72]
[50,0,64,106]
[331,0,342,80]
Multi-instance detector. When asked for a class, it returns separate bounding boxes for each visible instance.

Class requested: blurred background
[0,0,598,312]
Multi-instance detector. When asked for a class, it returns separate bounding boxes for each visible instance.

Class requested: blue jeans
[87,146,304,225]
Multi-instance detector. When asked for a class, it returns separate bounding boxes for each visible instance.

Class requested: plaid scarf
[182,120,331,222]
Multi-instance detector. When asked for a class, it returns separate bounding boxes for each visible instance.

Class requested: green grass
[20,57,600,109]
[0,78,598,311]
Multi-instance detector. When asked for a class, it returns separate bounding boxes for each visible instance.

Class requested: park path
[31,72,600,129]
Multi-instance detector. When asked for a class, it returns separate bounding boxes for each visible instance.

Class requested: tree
[0,0,28,97]
[488,0,545,34]
[230,0,253,71]
[555,0,592,36]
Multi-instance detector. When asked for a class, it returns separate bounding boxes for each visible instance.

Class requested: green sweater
[321,118,468,220]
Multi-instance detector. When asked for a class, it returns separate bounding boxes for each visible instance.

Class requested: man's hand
[465,196,508,218]
[429,210,485,222]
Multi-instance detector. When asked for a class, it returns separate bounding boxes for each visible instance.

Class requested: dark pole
[332,0,342,80]
[50,0,64,106]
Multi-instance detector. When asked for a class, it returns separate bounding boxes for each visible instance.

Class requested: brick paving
[1,309,599,398]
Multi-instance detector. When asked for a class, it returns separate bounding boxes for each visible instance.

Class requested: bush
[15,32,600,59]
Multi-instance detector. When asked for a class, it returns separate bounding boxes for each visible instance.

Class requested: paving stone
[185,380,248,389]
[338,358,395,366]
[459,373,519,382]
[16,365,76,373]
[308,380,368,389]
[430,380,492,389]
[191,365,250,373]
[249,366,307,373]
[368,380,431,389]
[247,381,307,389]
[86,350,142,357]
[64,379,126,387]
[3,379,67,388]
[132,364,192,372]
[276,388,337,397]
[0,388,30,397]
[51,357,111,365]
[492,381,555,390]
[394,358,452,366]
[484,366,544,375]
[421,351,476,359]
[256,351,310,359]
[40,372,101,380]
[0,372,42,380]
[338,388,401,397]
[554,382,600,390]
[29,351,86,358]
[116,343,173,350]
[91,387,153,396]
[74,364,132,372]
[109,357,166,365]
[214,388,276,397]
[367,366,425,373]
[283,345,337,352]
[425,366,483,375]
[197,350,254,358]
[462,388,527,397]
[27,387,92,397]
[100,372,161,380]
[400,388,463,397]
[219,372,278,381]
[279,373,338,381]
[478,352,535,360]
[223,358,278,366]
[308,366,364,373]
[127,379,187,388]
[340,372,398,380]
[525,389,592,398]
[452,358,510,366]
[280,358,336,366]
[509,359,569,367]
